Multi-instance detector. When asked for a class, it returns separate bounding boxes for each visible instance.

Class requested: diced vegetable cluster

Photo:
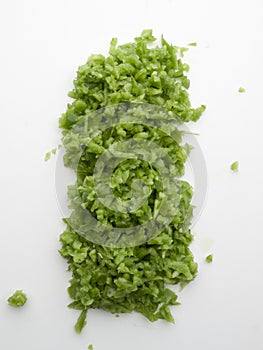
[59,30,205,333]
[8,290,27,308]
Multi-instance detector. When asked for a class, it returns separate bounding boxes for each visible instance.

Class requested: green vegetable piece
[8,290,27,307]
[238,87,246,93]
[88,345,93,350]
[205,254,213,263]
[44,151,51,162]
[179,47,189,57]
[188,42,197,46]
[75,309,88,334]
[230,161,239,172]
[51,148,57,155]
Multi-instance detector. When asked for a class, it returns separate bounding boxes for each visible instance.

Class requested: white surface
[0,0,263,349]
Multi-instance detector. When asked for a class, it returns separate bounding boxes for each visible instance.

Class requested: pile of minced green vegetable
[59,30,205,333]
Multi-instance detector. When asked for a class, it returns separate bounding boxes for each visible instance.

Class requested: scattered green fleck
[8,290,27,307]
[115,314,120,318]
[88,345,93,350]
[238,87,246,93]
[205,254,213,263]
[188,42,197,46]
[179,47,189,57]
[45,147,58,160]
[44,151,51,162]
[59,30,206,333]
[230,161,239,172]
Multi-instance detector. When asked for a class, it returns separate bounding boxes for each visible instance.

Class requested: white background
[0,0,263,349]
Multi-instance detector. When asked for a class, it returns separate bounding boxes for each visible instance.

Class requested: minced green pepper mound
[59,30,205,333]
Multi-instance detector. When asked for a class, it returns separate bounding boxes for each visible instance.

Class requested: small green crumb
[205,254,213,263]
[8,290,27,307]
[230,161,239,172]
[115,314,120,318]
[58,144,62,149]
[238,87,246,93]
[44,151,51,162]
[188,42,197,46]
[179,47,189,57]
[45,147,58,160]
[88,345,93,350]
